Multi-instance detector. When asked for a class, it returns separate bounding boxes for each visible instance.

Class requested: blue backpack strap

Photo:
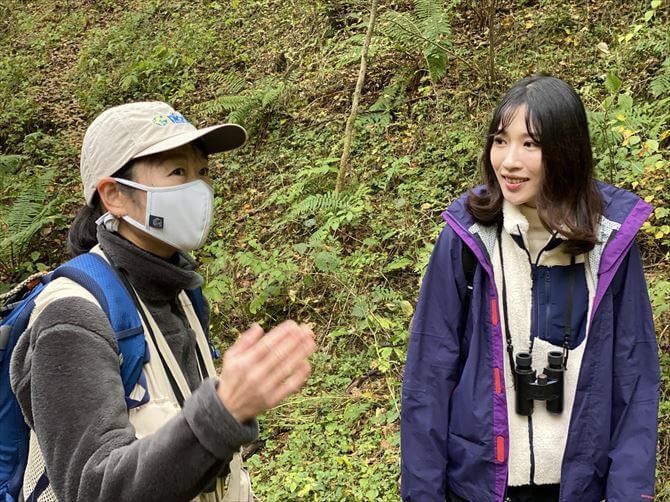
[1,253,151,501]
[0,282,47,500]
[185,288,220,360]
[52,253,150,409]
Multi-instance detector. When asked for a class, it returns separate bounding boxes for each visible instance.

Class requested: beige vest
[22,247,254,502]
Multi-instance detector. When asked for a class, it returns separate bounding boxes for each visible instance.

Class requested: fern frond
[415,0,443,22]
[196,81,289,129]
[195,95,249,117]
[377,10,422,51]
[0,170,57,264]
[290,192,345,218]
[228,98,261,126]
[289,186,369,217]
[5,171,55,233]
[378,0,452,85]
[261,82,286,108]
[210,72,246,94]
[650,59,670,98]
[364,73,411,125]
[423,46,448,82]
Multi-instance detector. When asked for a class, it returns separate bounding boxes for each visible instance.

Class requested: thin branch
[335,0,379,193]
[487,0,497,86]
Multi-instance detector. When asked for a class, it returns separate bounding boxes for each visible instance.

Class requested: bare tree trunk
[335,0,378,194]
[487,0,497,87]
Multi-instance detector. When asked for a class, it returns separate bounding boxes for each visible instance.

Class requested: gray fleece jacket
[9,228,257,502]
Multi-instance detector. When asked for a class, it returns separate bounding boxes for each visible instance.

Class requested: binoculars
[514,351,564,416]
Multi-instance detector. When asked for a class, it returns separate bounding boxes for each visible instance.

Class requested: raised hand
[217,321,316,423]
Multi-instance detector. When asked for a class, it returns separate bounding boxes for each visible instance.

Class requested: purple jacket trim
[591,199,652,324]
[443,211,509,502]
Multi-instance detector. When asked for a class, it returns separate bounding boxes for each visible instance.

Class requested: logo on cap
[152,112,190,127]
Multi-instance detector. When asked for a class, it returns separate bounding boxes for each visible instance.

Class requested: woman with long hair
[401,75,659,502]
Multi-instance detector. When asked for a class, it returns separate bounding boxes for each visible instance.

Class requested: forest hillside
[1,0,669,499]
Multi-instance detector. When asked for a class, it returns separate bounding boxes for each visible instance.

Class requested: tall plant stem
[335,0,378,194]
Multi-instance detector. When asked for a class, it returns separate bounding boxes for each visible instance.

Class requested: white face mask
[99,178,214,252]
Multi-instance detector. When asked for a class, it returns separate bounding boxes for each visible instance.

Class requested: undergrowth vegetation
[1,0,669,499]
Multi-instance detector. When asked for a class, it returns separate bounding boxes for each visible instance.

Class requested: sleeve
[10,296,257,502]
[606,242,660,502]
[400,226,468,501]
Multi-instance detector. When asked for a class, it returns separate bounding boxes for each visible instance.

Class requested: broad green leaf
[605,72,622,94]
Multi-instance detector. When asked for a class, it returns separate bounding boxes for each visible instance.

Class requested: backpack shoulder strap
[184,288,220,360]
[184,288,207,336]
[460,239,477,331]
[52,253,150,409]
[462,239,476,293]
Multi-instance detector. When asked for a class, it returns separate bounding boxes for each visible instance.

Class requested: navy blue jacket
[401,183,659,501]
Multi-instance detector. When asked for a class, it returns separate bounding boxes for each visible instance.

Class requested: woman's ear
[96,178,128,217]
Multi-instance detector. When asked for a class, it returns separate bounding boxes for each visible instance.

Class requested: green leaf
[617,93,633,110]
[645,139,659,152]
[313,251,339,273]
[605,72,622,94]
[293,242,309,254]
[373,316,393,330]
[655,207,669,219]
[399,300,414,315]
[385,257,413,272]
[651,0,662,8]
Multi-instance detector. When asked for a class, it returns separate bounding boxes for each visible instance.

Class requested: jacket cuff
[182,378,258,459]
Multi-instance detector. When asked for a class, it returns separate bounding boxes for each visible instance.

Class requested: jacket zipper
[514,226,557,486]
[544,269,551,342]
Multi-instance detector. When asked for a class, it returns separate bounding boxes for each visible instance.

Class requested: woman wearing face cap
[9,102,315,501]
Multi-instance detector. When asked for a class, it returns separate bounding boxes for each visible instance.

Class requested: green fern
[0,169,57,268]
[289,192,347,218]
[210,72,246,94]
[415,0,443,21]
[651,58,670,98]
[289,185,368,217]
[263,159,339,209]
[378,10,422,49]
[363,73,412,125]
[377,0,454,83]
[195,80,289,131]
[0,155,24,176]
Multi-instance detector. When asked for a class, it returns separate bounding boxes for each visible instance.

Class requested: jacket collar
[97,226,203,303]
[442,181,653,322]
[443,181,650,257]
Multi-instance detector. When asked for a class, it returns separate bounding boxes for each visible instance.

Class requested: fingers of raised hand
[280,359,312,398]
[254,321,315,367]
[252,322,315,400]
[226,323,264,359]
[257,359,312,410]
[218,321,316,421]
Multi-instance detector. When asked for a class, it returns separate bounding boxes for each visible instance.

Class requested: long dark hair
[67,162,136,256]
[467,74,602,255]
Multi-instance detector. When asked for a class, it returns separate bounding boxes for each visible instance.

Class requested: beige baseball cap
[80,101,247,205]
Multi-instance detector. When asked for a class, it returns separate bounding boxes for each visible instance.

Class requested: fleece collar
[501,201,565,260]
[97,226,203,303]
